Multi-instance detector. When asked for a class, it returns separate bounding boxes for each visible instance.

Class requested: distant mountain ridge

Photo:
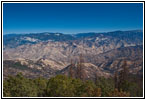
[4,30,143,48]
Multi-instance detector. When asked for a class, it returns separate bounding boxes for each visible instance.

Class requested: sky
[3,3,143,34]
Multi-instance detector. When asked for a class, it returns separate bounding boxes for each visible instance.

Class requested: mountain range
[3,30,143,79]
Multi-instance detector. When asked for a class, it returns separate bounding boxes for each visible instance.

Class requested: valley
[3,30,143,79]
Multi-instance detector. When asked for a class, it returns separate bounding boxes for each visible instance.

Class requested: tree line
[3,55,143,97]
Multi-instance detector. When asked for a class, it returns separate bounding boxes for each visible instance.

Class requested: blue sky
[3,3,143,34]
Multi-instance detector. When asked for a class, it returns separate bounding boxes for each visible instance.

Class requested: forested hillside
[3,72,142,97]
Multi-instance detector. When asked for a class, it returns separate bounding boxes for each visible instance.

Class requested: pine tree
[69,59,74,78]
[94,72,99,85]
[118,60,129,91]
[76,54,86,81]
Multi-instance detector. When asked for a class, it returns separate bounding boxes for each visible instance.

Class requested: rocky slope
[59,45,143,78]
[3,30,143,78]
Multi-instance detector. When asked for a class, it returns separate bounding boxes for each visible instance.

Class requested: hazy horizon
[3,29,143,35]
